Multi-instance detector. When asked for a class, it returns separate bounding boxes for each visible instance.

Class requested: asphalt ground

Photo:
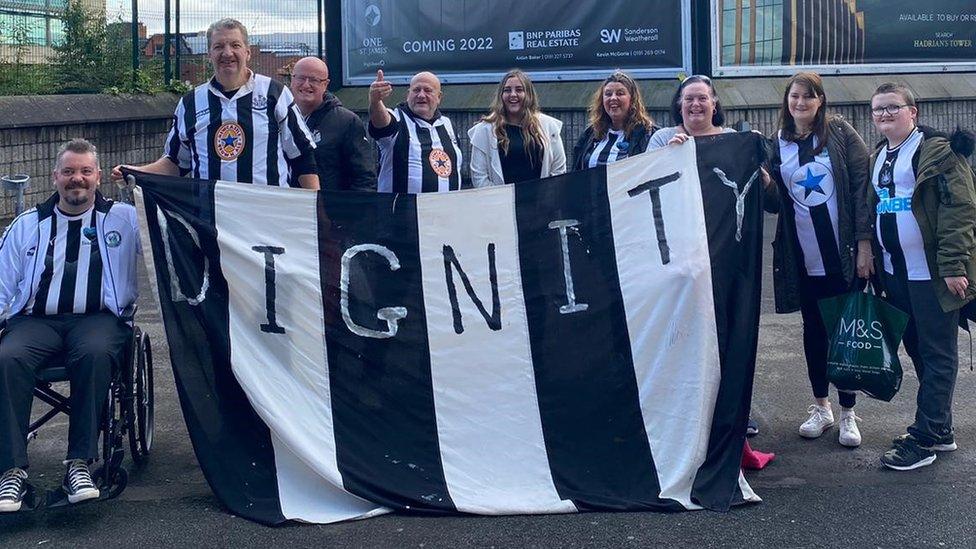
[2,215,975,548]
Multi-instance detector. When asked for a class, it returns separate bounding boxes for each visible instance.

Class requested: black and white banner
[131,132,765,525]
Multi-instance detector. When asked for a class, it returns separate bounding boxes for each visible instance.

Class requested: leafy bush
[0,16,57,95]
[1,0,184,96]
[51,0,120,92]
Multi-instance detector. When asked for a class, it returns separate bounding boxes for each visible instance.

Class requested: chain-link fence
[0,0,324,96]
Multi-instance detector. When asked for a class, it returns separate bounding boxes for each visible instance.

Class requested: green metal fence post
[163,0,171,85]
[174,0,181,84]
[317,0,324,58]
[131,0,139,87]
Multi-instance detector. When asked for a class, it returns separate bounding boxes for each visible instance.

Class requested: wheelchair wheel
[129,331,153,463]
[92,462,128,500]
[100,381,125,487]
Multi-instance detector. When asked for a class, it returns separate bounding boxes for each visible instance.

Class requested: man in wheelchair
[0,138,140,512]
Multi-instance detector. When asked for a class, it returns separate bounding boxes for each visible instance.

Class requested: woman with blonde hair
[572,71,657,170]
[468,69,566,186]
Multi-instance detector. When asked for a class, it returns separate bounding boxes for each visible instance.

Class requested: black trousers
[0,312,129,471]
[798,273,860,409]
[881,271,959,447]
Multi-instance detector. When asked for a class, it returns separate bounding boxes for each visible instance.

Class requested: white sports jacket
[0,192,140,323]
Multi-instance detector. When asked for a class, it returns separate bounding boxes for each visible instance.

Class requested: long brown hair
[482,69,546,159]
[588,71,653,141]
[779,72,829,154]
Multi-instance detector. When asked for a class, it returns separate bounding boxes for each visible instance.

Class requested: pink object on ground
[741,439,775,470]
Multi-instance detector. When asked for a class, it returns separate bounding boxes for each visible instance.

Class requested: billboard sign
[341,0,692,85]
[712,0,976,76]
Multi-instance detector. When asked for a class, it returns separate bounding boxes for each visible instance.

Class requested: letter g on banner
[340,244,408,339]
[155,205,210,306]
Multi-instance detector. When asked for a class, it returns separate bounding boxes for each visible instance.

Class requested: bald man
[368,70,463,193]
[290,57,376,191]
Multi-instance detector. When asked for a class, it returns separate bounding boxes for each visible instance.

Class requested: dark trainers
[931,432,959,452]
[0,468,28,512]
[882,436,936,471]
[746,418,759,437]
[62,460,99,504]
[893,432,957,452]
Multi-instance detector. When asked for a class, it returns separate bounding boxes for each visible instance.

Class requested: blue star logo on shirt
[222,135,239,148]
[798,167,827,198]
[435,158,447,169]
[788,161,834,207]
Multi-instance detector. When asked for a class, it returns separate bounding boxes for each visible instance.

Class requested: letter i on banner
[548,220,588,314]
[252,246,286,334]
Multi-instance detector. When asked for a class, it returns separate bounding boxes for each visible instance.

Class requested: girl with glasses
[867,82,976,471]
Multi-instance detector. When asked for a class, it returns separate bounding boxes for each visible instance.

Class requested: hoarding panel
[341,0,692,85]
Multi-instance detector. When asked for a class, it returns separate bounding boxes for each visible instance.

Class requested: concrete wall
[0,93,177,217]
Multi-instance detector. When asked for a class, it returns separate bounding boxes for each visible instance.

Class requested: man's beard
[63,189,90,206]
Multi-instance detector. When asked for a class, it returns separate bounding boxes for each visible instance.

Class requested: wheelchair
[2,173,155,507]
[25,313,154,504]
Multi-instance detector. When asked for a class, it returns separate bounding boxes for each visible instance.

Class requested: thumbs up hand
[369,69,393,106]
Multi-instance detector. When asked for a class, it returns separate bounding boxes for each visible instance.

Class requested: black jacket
[302,93,377,191]
[571,124,656,171]
[765,117,872,313]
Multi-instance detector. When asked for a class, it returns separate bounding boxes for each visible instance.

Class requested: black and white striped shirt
[25,207,104,316]
[583,130,630,168]
[873,128,929,280]
[778,132,841,276]
[164,71,316,186]
[369,104,462,193]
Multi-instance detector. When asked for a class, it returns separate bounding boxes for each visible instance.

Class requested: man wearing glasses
[290,57,377,191]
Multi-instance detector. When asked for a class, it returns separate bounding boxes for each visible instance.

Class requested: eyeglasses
[871,104,909,117]
[291,75,327,85]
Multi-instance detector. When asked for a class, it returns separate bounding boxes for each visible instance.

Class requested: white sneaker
[0,468,28,512]
[799,404,834,438]
[62,459,99,504]
[838,410,862,447]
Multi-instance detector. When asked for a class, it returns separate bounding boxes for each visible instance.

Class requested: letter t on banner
[626,172,681,265]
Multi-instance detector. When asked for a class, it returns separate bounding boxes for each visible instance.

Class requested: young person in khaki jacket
[863,82,976,471]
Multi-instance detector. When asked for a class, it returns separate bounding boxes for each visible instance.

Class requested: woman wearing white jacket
[468,69,566,187]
